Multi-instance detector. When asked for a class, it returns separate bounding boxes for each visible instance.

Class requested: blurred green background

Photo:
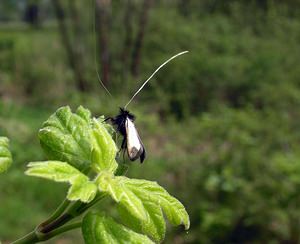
[1,0,300,243]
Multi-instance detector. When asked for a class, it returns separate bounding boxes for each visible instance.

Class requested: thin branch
[11,231,38,244]
[40,222,82,241]
[39,198,71,228]
[12,167,127,243]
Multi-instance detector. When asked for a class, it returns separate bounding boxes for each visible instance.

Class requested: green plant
[1,106,189,243]
[0,137,12,173]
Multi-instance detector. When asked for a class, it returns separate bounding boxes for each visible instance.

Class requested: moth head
[119,108,135,121]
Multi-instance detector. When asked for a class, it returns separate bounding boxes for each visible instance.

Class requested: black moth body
[109,108,146,163]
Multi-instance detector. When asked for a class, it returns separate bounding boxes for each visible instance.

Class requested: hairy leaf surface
[26,161,97,203]
[39,106,92,171]
[82,212,154,244]
[38,106,117,173]
[118,201,165,242]
[97,173,190,241]
[90,118,118,173]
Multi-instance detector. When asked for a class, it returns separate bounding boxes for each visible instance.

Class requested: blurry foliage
[130,103,300,243]
[1,0,300,243]
[1,0,299,118]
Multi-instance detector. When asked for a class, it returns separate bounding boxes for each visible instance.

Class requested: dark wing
[138,136,146,163]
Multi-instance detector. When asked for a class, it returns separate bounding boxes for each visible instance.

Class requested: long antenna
[93,0,113,98]
[124,50,189,108]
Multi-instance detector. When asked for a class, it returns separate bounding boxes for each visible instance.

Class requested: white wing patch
[125,118,142,160]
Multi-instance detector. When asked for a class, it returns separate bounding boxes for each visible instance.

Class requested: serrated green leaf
[97,172,147,221]
[128,179,190,229]
[39,106,118,174]
[0,137,12,173]
[118,201,165,242]
[97,174,190,241]
[90,119,118,173]
[82,212,154,244]
[76,106,92,123]
[26,161,97,203]
[39,106,92,172]
[68,179,98,203]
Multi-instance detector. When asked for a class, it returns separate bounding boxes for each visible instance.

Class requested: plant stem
[40,193,106,234]
[11,231,39,244]
[11,222,81,244]
[76,193,107,214]
[39,212,73,233]
[12,166,127,243]
[39,222,82,241]
[39,198,71,227]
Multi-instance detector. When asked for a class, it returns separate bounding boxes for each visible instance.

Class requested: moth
[109,108,146,163]
[97,51,188,163]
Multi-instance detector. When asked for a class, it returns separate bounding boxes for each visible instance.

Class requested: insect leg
[120,137,126,150]
[104,117,113,123]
